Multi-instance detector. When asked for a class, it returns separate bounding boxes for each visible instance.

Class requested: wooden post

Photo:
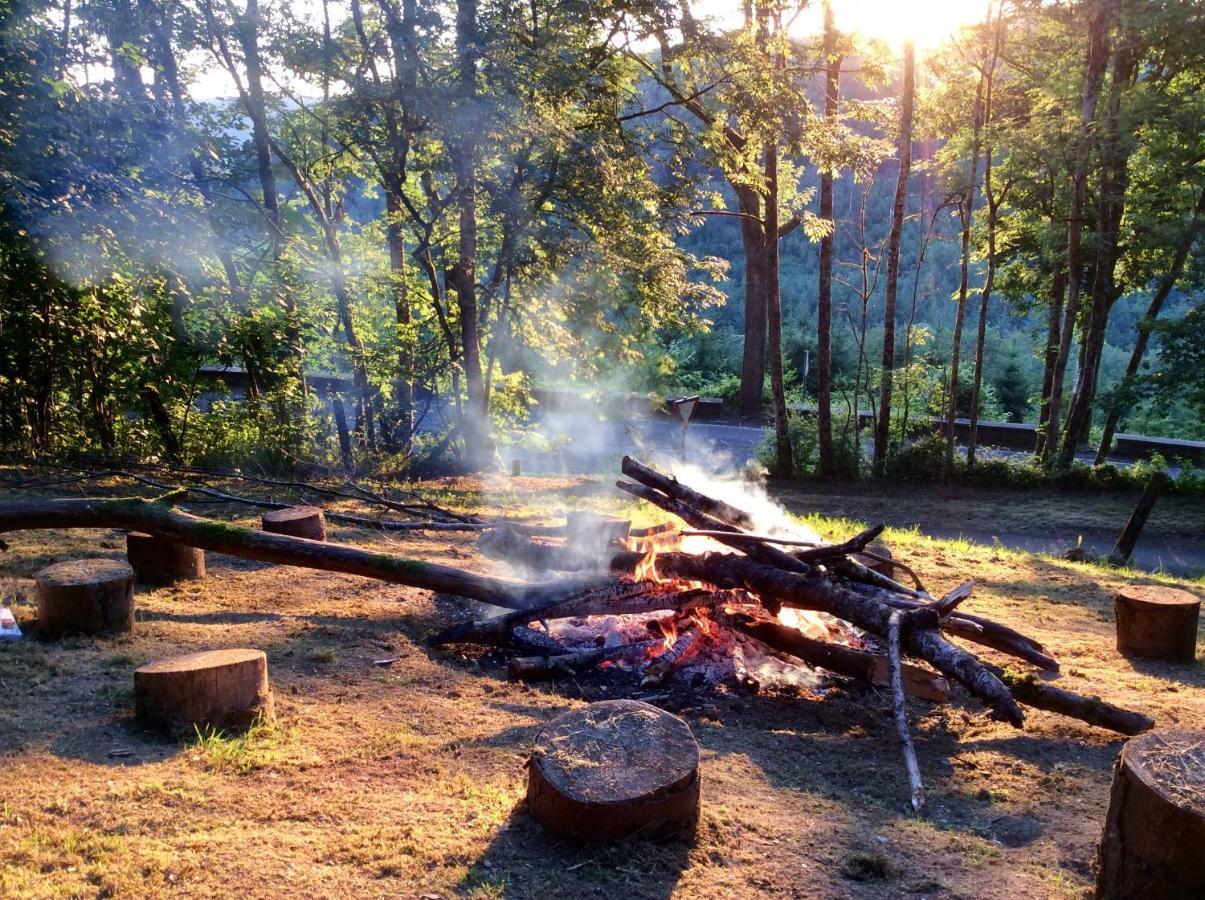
[261,505,327,541]
[527,700,700,842]
[1095,729,1204,898]
[1109,472,1168,566]
[1115,585,1200,663]
[135,648,274,736]
[126,531,205,584]
[34,559,135,636]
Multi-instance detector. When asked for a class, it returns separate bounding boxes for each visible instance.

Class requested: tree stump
[126,531,205,584]
[1114,585,1200,663]
[1095,729,1204,899]
[261,506,327,541]
[135,648,274,736]
[34,559,135,636]
[526,699,700,842]
[855,542,894,578]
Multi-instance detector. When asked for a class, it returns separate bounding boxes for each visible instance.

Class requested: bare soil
[0,472,1201,899]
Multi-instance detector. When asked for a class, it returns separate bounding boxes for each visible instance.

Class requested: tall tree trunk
[873,40,914,473]
[386,191,414,448]
[945,74,985,472]
[816,0,841,476]
[453,0,492,468]
[738,187,768,415]
[764,142,792,475]
[1095,187,1205,462]
[1059,33,1137,468]
[1045,0,1110,469]
[1035,261,1068,458]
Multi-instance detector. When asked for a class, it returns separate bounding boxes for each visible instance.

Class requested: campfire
[432,456,1156,811]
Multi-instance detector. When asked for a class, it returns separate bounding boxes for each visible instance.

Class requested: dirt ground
[0,472,1202,899]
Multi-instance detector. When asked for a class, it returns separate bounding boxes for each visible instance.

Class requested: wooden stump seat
[1095,729,1204,898]
[527,699,700,842]
[34,558,135,636]
[261,506,327,541]
[1114,585,1200,663]
[135,648,274,736]
[126,531,205,584]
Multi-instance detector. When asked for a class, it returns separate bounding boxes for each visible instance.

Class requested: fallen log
[0,496,610,610]
[997,669,1154,736]
[719,610,949,702]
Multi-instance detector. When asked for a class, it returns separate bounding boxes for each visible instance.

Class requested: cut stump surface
[1114,585,1200,663]
[34,558,135,636]
[1095,729,1205,898]
[126,531,205,584]
[527,699,699,842]
[135,648,274,736]
[261,506,327,541]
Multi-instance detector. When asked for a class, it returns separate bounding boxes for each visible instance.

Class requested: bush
[756,412,818,476]
[881,432,948,483]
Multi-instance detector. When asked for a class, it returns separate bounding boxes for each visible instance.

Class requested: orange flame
[634,547,662,584]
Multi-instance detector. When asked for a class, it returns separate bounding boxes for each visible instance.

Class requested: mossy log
[34,558,135,635]
[1114,585,1200,663]
[126,531,205,584]
[527,700,700,842]
[135,648,274,736]
[261,505,327,541]
[1095,729,1205,898]
[0,496,610,609]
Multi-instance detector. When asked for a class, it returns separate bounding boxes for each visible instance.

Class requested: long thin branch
[889,610,927,812]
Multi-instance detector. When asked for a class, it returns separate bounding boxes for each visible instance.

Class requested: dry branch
[889,610,927,812]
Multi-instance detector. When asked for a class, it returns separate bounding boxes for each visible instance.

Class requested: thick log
[527,700,700,842]
[0,496,611,610]
[135,648,274,736]
[261,505,327,541]
[126,531,205,584]
[34,558,135,636]
[1094,729,1204,898]
[1114,585,1200,663]
[998,669,1153,736]
[611,548,1025,725]
[721,611,948,702]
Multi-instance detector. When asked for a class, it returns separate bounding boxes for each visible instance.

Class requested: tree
[872,38,914,473]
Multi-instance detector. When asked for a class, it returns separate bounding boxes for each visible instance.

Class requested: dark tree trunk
[946,76,984,471]
[1046,0,1110,468]
[816,1,841,476]
[737,186,768,415]
[452,0,492,469]
[764,142,793,474]
[873,40,914,473]
[1034,261,1068,458]
[1095,188,1205,462]
[1060,36,1138,468]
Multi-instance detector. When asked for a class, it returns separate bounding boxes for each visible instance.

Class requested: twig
[888,610,927,813]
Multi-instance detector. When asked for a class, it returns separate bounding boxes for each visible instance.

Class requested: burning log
[719,610,949,703]
[730,643,759,693]
[621,456,756,529]
[508,639,663,682]
[641,622,704,689]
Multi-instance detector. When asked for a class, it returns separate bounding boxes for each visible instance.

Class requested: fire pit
[433,456,1156,812]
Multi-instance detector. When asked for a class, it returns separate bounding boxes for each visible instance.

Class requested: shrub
[881,431,948,483]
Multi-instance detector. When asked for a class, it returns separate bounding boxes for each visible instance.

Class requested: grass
[0,468,1201,898]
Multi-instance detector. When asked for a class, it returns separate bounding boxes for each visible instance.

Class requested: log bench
[126,531,205,584]
[261,506,327,541]
[1095,729,1204,898]
[135,648,274,736]
[527,699,699,842]
[34,558,135,636]
[1114,585,1200,663]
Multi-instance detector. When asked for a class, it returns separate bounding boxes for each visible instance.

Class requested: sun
[794,0,992,52]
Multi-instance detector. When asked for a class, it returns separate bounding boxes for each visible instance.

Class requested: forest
[1,0,1202,479]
